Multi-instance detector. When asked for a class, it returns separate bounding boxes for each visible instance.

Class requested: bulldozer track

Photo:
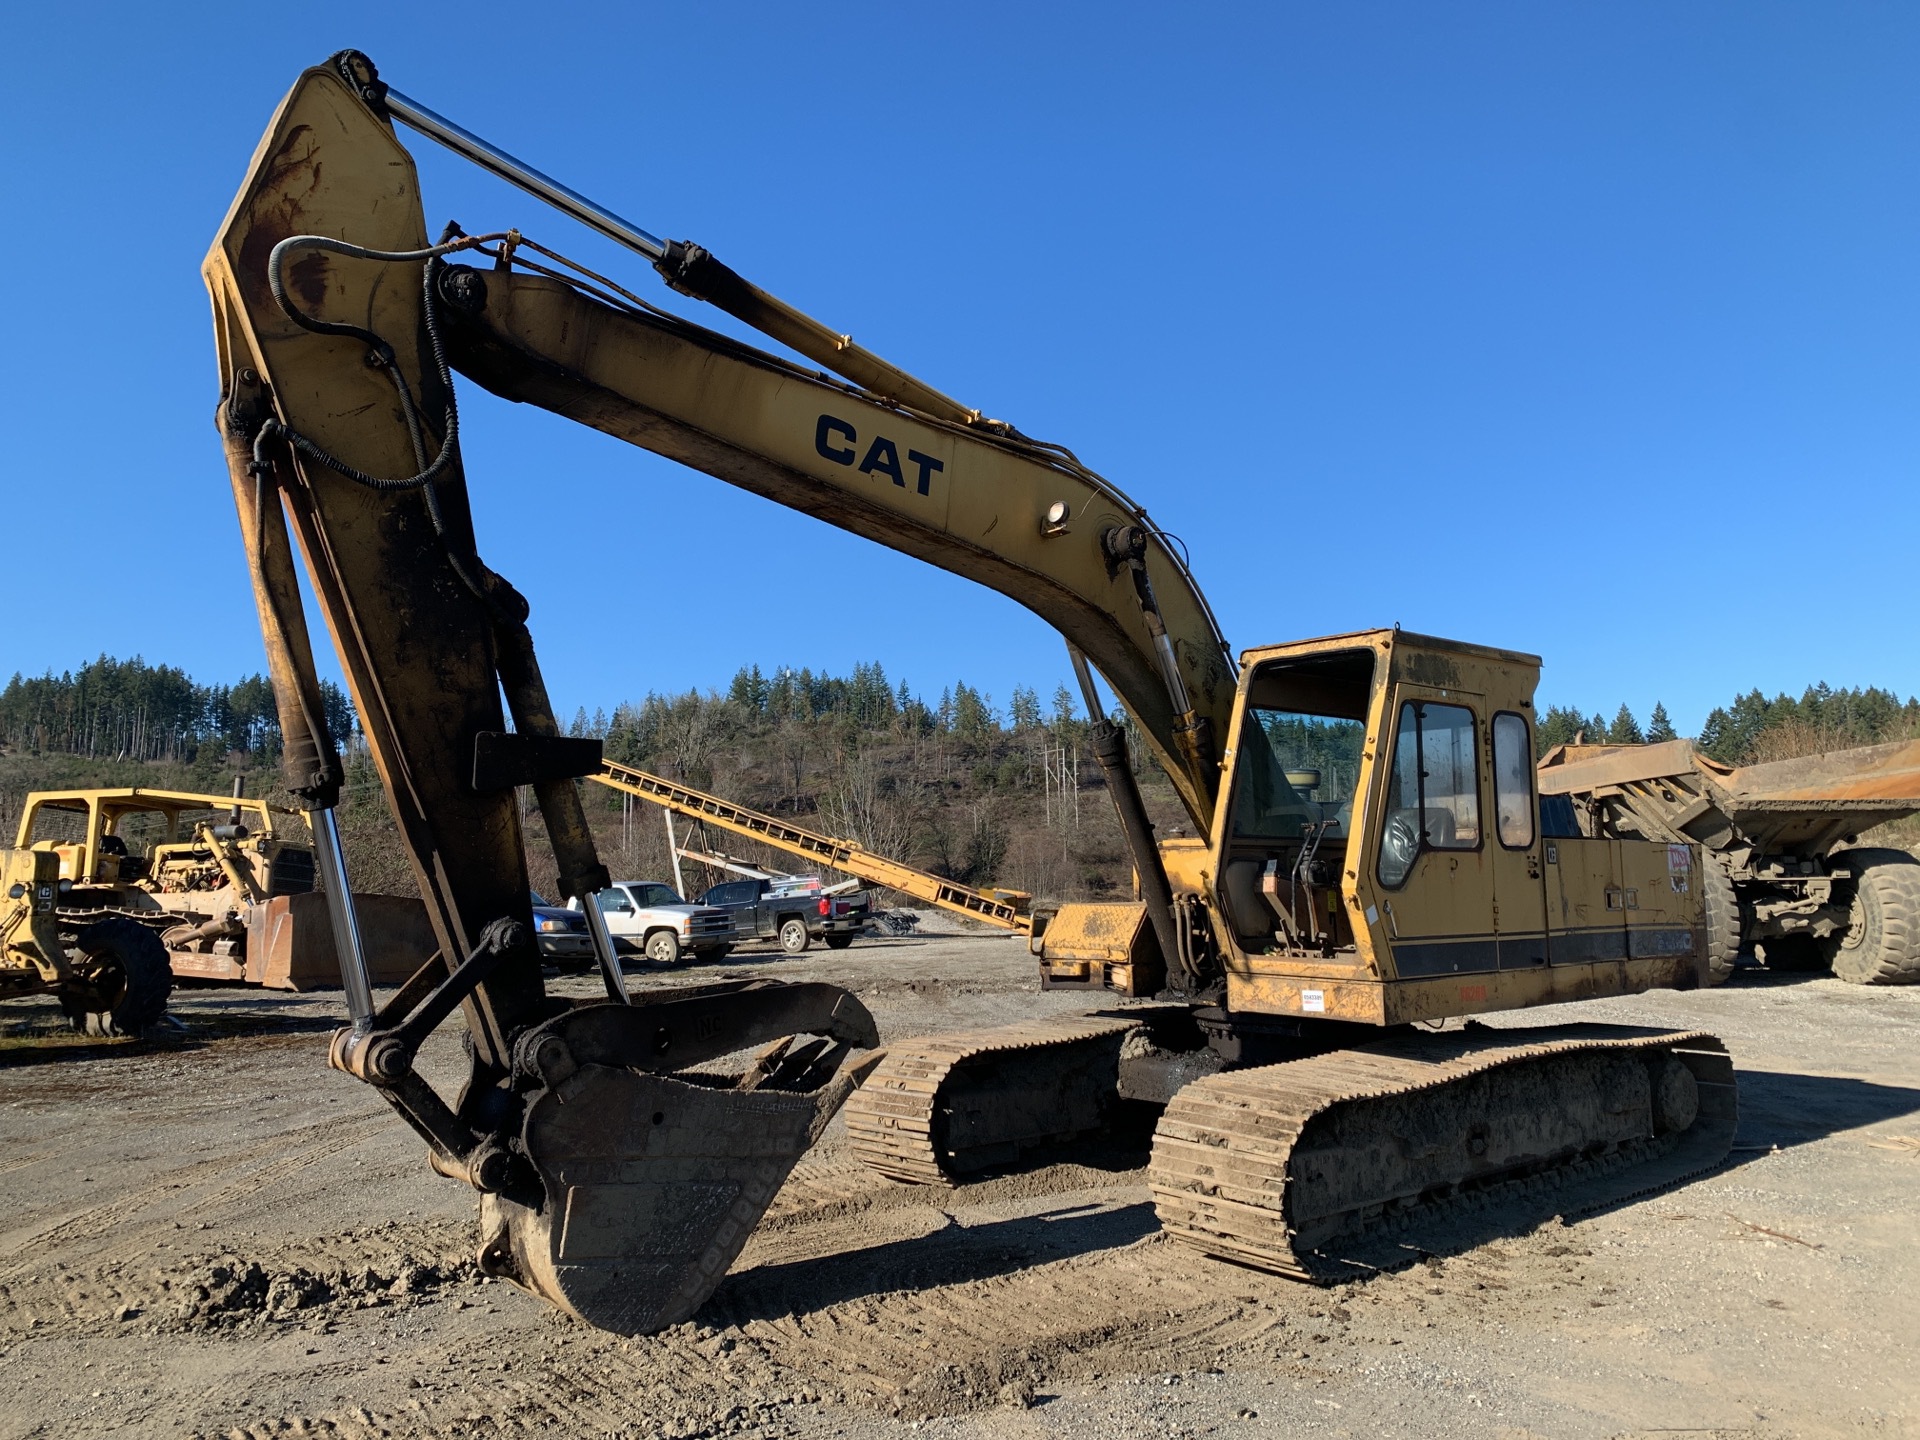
[1151,1024,1735,1282]
[844,1015,1140,1183]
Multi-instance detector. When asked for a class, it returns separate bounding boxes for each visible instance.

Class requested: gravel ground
[0,925,1913,1439]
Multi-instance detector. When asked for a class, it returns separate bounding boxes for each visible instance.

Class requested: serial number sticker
[1668,844,1692,873]
[1301,989,1326,1013]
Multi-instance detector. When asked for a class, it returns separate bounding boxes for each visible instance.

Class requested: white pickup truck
[572,881,734,965]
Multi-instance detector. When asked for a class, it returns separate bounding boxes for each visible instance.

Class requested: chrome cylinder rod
[1067,643,1108,727]
[311,807,376,1031]
[383,87,667,262]
[577,891,632,1005]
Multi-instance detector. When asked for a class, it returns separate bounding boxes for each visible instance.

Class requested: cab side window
[1378,700,1481,888]
[1492,712,1535,848]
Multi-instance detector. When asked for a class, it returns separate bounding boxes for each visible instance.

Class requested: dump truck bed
[1538,738,1920,856]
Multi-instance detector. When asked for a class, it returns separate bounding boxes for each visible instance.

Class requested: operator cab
[1217,646,1372,957]
[1214,629,1547,978]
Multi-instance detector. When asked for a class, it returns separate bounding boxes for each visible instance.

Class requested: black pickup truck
[697,877,871,954]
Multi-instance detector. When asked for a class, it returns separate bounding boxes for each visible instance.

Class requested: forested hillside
[4,653,1917,905]
[1535,685,1920,763]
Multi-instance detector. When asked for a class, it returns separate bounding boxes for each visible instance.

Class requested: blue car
[529,891,594,969]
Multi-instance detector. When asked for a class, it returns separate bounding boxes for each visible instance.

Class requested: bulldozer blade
[481,1064,858,1334]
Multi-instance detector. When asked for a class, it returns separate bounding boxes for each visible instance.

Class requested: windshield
[629,883,684,907]
[1232,709,1367,840]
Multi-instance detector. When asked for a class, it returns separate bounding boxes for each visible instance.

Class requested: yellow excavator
[204,52,1735,1332]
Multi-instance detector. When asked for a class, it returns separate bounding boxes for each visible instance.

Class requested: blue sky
[4,3,1915,735]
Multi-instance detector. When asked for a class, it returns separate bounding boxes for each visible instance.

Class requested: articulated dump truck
[1538,738,1920,984]
[200,51,1738,1334]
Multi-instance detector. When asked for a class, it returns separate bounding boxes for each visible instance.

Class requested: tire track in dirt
[0,1111,394,1274]
[174,1112,397,1222]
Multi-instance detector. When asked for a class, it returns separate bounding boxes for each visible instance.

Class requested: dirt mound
[155,1242,478,1331]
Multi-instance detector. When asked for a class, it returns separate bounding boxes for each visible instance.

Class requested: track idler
[479,982,881,1333]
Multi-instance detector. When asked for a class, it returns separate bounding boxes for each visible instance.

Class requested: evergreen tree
[1009,685,1041,730]
[727,664,770,714]
[1050,684,1077,729]
[951,682,995,738]
[1646,702,1677,743]
[1535,705,1588,757]
[1607,704,1644,746]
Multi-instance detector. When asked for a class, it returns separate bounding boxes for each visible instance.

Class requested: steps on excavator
[1150,1024,1735,1281]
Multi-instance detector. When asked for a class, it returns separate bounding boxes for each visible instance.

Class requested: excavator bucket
[484,1069,855,1332]
[471,982,882,1334]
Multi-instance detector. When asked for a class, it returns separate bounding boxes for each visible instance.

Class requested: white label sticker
[1301,989,1326,1013]
[1668,844,1691,873]
[1364,905,1379,926]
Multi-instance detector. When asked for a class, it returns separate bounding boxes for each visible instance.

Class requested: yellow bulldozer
[0,849,172,1038]
[5,786,430,990]
[198,51,1737,1333]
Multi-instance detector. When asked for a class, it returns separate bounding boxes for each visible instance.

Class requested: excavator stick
[205,55,880,1333]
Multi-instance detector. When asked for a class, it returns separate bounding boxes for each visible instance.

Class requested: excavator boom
[445,272,1234,834]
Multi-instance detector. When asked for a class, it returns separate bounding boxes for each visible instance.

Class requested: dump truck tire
[1830,848,1920,985]
[1701,858,1739,985]
[59,917,172,1036]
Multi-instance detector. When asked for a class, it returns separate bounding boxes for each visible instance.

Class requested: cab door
[706,881,764,937]
[1372,690,1500,981]
[1487,712,1550,975]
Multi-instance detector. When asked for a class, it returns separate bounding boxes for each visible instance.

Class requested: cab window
[1492,712,1534,848]
[1378,700,1480,888]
